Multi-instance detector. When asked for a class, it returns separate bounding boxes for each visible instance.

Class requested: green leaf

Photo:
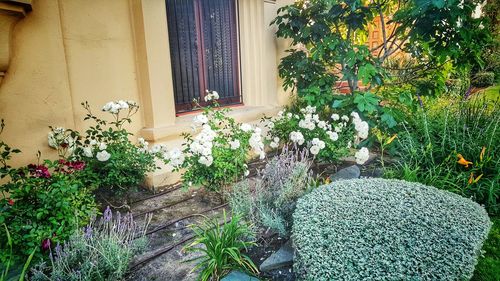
[353,93,379,113]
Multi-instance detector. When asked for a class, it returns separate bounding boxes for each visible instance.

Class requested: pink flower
[41,238,51,251]
[28,164,51,178]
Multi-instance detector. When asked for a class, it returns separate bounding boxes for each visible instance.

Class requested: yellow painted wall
[0,0,74,167]
[0,0,292,188]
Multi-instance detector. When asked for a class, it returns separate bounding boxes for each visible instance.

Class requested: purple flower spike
[84,226,93,239]
[103,206,112,221]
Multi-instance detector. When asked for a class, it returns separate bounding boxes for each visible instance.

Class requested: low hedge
[293,179,491,281]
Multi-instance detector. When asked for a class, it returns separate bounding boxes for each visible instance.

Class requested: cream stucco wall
[0,0,292,189]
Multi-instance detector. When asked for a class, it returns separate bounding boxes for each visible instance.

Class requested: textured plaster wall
[0,0,290,188]
[0,0,74,168]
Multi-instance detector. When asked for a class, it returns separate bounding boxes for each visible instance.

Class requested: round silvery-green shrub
[292,178,491,281]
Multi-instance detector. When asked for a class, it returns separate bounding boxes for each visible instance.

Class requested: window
[166,0,241,114]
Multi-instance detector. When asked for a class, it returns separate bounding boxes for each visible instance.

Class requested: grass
[472,217,500,281]
[472,84,500,103]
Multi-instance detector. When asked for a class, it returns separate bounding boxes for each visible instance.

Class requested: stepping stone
[222,271,260,281]
[329,165,360,182]
[260,240,294,272]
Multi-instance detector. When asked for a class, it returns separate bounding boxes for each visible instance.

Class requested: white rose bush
[49,101,161,192]
[173,91,266,192]
[46,95,370,194]
[263,105,370,164]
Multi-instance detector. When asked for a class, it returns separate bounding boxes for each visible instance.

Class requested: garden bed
[113,154,383,281]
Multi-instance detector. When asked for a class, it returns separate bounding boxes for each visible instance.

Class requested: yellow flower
[468,173,483,184]
[385,134,397,145]
[480,147,486,162]
[457,154,473,168]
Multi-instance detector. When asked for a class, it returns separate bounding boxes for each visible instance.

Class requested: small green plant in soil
[184,211,258,281]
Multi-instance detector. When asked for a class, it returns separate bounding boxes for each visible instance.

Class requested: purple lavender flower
[84,225,93,239]
[103,206,112,221]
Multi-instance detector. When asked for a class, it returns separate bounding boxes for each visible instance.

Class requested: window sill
[140,105,281,141]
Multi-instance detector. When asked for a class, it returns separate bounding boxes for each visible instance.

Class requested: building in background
[0,0,293,188]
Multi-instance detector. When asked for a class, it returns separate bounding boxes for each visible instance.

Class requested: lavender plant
[228,147,314,236]
[30,207,150,281]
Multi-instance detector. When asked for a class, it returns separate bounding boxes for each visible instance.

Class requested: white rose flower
[193,114,209,126]
[89,139,98,146]
[270,141,279,148]
[327,131,339,141]
[82,146,93,158]
[317,121,326,129]
[259,151,266,160]
[96,150,111,162]
[212,91,219,100]
[229,139,241,150]
[355,147,370,165]
[350,111,359,118]
[99,142,107,150]
[118,100,129,109]
[331,114,340,121]
[287,113,293,119]
[110,103,121,114]
[149,144,161,154]
[289,131,305,145]
[102,102,114,112]
[240,123,252,132]
[341,115,349,122]
[198,155,213,167]
[310,145,320,155]
[48,133,58,148]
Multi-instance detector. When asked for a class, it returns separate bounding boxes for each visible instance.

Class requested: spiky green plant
[184,211,258,281]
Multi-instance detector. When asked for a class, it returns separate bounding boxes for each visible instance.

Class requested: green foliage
[30,208,149,281]
[293,179,492,281]
[178,96,263,192]
[385,99,500,215]
[1,225,36,281]
[472,217,500,281]
[0,160,97,261]
[272,0,384,107]
[472,71,496,88]
[184,211,258,281]
[227,148,315,236]
[0,119,21,180]
[273,0,491,127]
[69,101,157,191]
[0,120,97,262]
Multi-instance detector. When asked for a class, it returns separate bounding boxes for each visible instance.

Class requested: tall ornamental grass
[386,98,499,214]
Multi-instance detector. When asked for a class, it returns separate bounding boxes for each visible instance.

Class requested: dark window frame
[166,0,242,114]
